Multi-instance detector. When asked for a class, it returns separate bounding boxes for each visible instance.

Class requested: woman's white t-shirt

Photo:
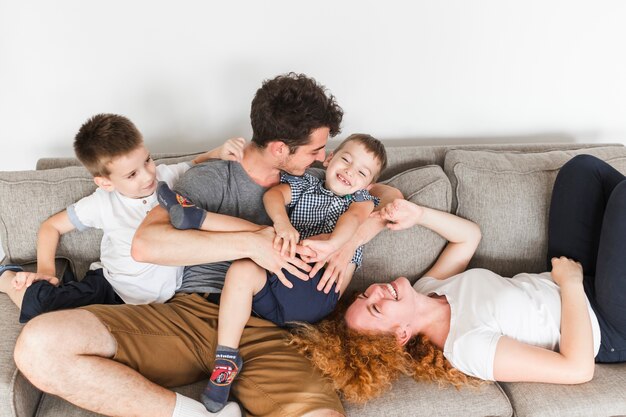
[413,269,601,380]
[67,163,190,304]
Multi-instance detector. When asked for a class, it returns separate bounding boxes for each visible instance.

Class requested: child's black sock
[156,182,206,230]
[201,346,243,413]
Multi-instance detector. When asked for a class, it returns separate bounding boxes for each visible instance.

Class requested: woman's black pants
[548,154,626,362]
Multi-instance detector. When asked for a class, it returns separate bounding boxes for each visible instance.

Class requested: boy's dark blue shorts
[251,265,340,327]
[20,268,123,323]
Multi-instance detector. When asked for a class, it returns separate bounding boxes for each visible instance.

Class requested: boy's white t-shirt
[413,269,601,381]
[67,162,190,304]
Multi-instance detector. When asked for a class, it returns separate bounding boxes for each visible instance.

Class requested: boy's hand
[550,256,584,287]
[315,241,356,294]
[297,234,356,293]
[273,221,300,258]
[373,199,424,231]
[12,272,59,290]
[218,137,246,162]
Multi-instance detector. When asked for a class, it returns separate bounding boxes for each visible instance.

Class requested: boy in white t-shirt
[0,113,244,323]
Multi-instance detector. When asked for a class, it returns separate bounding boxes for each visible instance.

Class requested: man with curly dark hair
[251,72,342,154]
[15,73,399,417]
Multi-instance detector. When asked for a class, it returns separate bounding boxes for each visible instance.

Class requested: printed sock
[170,204,207,230]
[156,181,206,229]
[156,181,182,212]
[172,393,241,417]
[202,346,243,413]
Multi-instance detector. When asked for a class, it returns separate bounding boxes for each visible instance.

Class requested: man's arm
[131,206,310,280]
[200,212,263,232]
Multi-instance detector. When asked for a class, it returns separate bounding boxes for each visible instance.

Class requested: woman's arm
[493,257,594,383]
[377,199,481,280]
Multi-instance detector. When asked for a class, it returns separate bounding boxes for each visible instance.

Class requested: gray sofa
[2,142,626,417]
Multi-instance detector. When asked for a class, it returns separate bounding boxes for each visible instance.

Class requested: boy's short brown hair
[74,114,143,177]
[334,134,388,181]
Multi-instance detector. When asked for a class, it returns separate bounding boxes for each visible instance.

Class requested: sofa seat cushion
[444,146,626,277]
[0,295,38,417]
[500,363,626,417]
[0,259,71,417]
[344,376,512,417]
[350,165,452,293]
[35,376,515,417]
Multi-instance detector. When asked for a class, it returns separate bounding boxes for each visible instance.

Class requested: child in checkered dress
[157,134,388,412]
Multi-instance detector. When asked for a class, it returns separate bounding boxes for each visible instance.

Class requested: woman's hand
[373,199,424,230]
[550,256,583,287]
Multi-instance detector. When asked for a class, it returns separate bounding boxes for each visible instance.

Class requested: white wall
[1,0,626,172]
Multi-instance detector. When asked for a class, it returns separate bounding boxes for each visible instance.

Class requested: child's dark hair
[74,114,143,177]
[250,72,343,153]
[334,134,388,181]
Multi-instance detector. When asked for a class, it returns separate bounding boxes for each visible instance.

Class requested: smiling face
[345,277,418,342]
[95,144,157,199]
[324,140,382,196]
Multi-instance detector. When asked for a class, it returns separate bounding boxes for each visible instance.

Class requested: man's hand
[249,227,311,288]
[12,272,59,290]
[273,221,300,258]
[373,198,424,231]
[551,256,583,288]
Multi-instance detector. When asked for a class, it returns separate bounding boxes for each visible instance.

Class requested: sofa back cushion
[445,146,626,277]
[0,167,100,279]
[350,165,452,293]
[2,154,201,279]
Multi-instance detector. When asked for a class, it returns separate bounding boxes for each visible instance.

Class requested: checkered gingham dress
[281,173,379,267]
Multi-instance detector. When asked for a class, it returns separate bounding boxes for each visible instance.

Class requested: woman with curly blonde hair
[292,155,626,403]
[290,305,477,404]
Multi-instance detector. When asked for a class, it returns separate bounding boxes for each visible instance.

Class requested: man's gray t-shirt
[174,160,272,294]
[173,160,324,294]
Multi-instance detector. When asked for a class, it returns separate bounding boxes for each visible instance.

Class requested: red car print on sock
[210,362,238,386]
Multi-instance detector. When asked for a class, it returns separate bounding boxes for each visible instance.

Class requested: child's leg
[156,181,207,230]
[19,269,121,323]
[0,268,26,309]
[218,259,268,348]
[203,259,267,412]
[547,155,625,275]
[594,180,626,345]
